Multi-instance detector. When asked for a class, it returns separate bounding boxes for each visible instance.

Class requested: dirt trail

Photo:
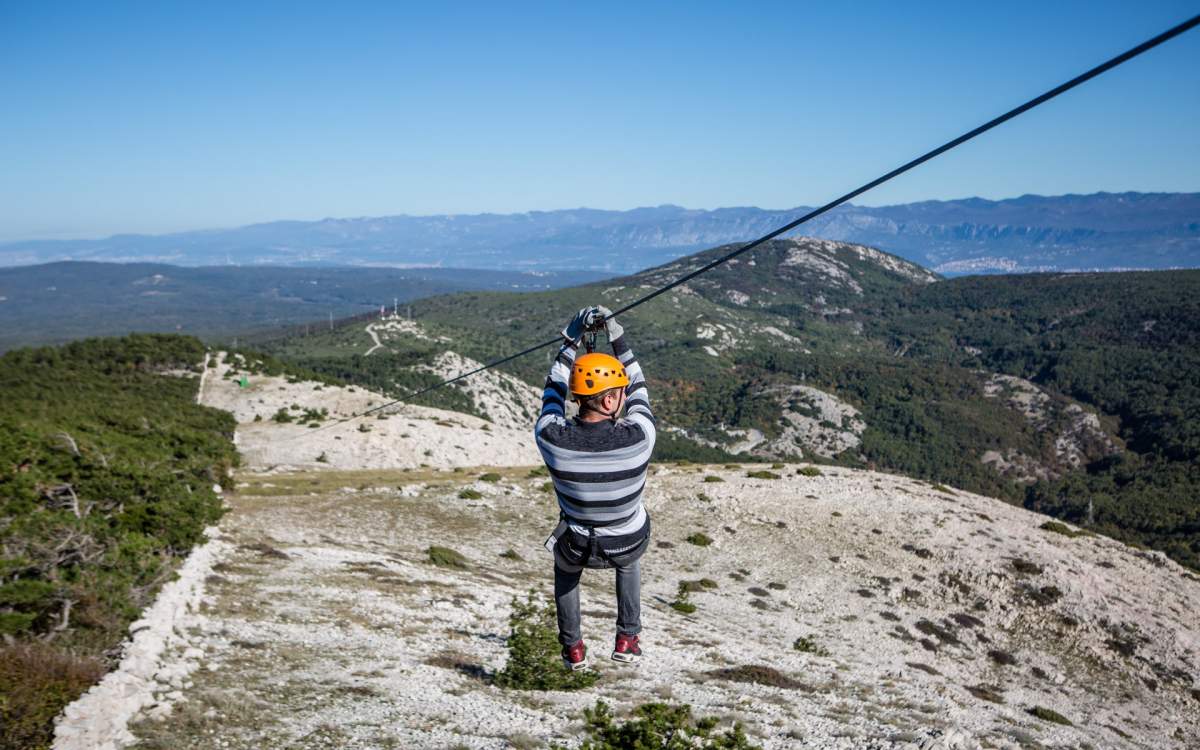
[124,464,1199,750]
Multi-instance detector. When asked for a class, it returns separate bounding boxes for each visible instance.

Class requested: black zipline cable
[305,12,1200,436]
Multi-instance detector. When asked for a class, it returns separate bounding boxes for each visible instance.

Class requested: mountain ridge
[4,191,1196,274]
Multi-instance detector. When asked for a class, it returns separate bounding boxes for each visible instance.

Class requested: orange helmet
[570,352,629,397]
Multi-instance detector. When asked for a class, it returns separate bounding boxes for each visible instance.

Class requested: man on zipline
[535,305,655,670]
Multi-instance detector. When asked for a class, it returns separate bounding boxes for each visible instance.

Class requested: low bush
[427,546,468,568]
[685,532,713,547]
[495,591,597,691]
[792,636,829,656]
[671,582,698,614]
[1039,520,1090,538]
[1027,706,1072,725]
[703,475,724,483]
[559,700,761,750]
[796,466,822,477]
[745,470,780,480]
[458,488,483,500]
[479,472,502,483]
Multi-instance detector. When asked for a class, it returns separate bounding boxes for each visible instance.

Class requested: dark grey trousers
[553,547,642,647]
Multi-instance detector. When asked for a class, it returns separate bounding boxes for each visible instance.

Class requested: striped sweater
[534,334,655,539]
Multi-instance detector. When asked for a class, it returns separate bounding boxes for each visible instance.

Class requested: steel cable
[298,13,1199,436]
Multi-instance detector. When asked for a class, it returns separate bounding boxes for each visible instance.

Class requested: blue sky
[1,1,1197,241]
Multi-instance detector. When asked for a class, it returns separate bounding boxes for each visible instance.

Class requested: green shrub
[427,546,468,568]
[792,636,829,656]
[670,581,700,614]
[272,407,294,423]
[686,532,713,547]
[357,423,371,433]
[541,481,555,493]
[771,463,784,470]
[796,466,822,477]
[670,600,697,614]
[315,452,328,463]
[479,472,502,483]
[703,475,724,483]
[458,488,483,500]
[746,470,780,480]
[558,700,761,750]
[495,591,597,691]
[527,466,549,477]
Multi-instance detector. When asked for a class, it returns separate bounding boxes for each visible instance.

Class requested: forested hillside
[0,335,238,750]
[261,240,1200,571]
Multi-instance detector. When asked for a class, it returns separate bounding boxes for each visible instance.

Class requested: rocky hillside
[52,370,1200,749]
[258,240,1200,574]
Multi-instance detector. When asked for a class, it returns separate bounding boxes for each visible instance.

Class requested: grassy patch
[745,470,781,480]
[796,466,822,477]
[1039,520,1091,538]
[426,546,468,568]
[703,475,725,483]
[479,472,502,483]
[965,684,1005,704]
[1027,706,1072,726]
[0,644,106,750]
[685,532,713,547]
[704,664,809,690]
[1010,558,1044,575]
[458,488,483,500]
[500,549,523,561]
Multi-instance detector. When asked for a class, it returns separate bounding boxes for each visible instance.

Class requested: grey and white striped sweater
[534,334,655,539]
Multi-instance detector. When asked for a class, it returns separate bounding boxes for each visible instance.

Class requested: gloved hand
[561,306,598,343]
[594,305,623,341]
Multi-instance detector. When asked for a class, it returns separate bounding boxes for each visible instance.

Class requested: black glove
[561,306,598,343]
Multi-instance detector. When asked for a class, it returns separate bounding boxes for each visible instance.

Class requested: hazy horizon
[3,2,1197,242]
[4,189,1197,245]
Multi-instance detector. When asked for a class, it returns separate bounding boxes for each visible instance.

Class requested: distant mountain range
[2,192,1196,275]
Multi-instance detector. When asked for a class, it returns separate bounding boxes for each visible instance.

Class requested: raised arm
[601,308,655,443]
[535,307,591,437]
[535,338,576,437]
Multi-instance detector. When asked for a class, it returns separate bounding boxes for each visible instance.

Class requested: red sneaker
[562,639,589,671]
[612,633,641,663]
